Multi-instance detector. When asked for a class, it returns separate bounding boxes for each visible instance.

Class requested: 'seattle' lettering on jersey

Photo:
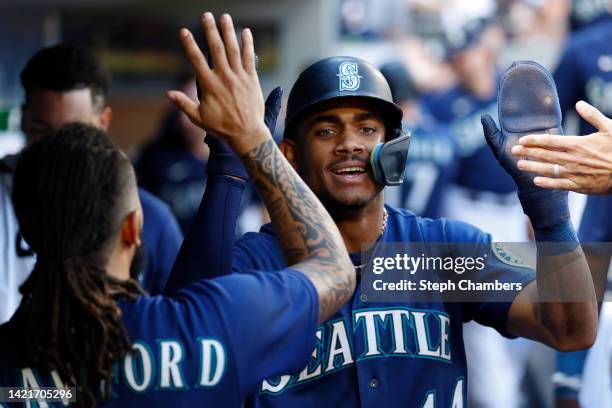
[233,206,535,407]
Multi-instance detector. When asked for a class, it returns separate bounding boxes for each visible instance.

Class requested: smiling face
[283,98,386,211]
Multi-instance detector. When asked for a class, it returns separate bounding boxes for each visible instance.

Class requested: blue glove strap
[534,220,579,255]
[517,187,570,230]
[534,220,578,243]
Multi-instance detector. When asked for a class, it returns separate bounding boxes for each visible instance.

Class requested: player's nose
[335,128,366,155]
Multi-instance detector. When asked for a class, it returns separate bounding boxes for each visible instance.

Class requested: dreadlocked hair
[12,123,143,407]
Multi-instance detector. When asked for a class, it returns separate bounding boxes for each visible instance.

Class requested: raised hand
[167,12,355,323]
[512,101,612,194]
[167,13,269,155]
[481,61,570,230]
[206,87,283,180]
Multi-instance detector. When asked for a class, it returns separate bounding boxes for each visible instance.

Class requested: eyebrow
[310,112,383,125]
[354,112,382,122]
[311,115,342,125]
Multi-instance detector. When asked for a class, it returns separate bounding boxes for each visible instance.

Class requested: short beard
[320,193,370,211]
[316,187,382,219]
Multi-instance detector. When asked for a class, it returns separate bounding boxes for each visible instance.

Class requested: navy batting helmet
[283,56,403,140]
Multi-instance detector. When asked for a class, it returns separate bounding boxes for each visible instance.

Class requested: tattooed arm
[167,12,355,322]
[241,136,355,322]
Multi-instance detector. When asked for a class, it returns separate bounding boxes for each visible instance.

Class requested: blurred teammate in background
[422,17,526,240]
[569,0,612,31]
[136,73,268,236]
[379,60,459,219]
[136,75,209,233]
[422,17,533,408]
[512,99,612,408]
[0,44,183,324]
[554,7,612,138]
[544,5,612,404]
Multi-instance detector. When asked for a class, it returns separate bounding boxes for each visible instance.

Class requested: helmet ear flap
[371,131,411,186]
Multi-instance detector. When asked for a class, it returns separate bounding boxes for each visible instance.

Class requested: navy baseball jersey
[422,79,517,194]
[554,19,612,135]
[387,115,459,218]
[578,194,612,242]
[570,1,612,31]
[232,206,535,407]
[576,194,612,292]
[0,268,319,406]
[554,193,612,399]
[138,188,183,295]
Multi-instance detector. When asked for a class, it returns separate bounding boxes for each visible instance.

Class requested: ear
[120,210,142,248]
[279,139,299,171]
[99,106,113,131]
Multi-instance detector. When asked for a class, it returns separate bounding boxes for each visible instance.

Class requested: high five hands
[167,13,270,155]
[512,101,612,194]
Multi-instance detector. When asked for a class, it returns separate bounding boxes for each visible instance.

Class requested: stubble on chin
[317,185,382,213]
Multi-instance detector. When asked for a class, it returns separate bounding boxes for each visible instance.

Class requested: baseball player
[0,44,183,324]
[523,14,612,404]
[569,0,612,31]
[168,49,598,406]
[554,19,612,400]
[555,194,612,408]
[423,22,536,405]
[135,77,208,234]
[422,18,527,242]
[0,13,355,406]
[554,15,612,137]
[511,103,612,408]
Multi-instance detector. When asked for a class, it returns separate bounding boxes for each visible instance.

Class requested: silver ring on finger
[553,163,560,178]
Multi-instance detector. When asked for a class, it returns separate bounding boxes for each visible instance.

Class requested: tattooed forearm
[242,137,355,323]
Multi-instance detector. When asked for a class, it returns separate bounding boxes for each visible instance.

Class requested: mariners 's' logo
[337,62,363,91]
